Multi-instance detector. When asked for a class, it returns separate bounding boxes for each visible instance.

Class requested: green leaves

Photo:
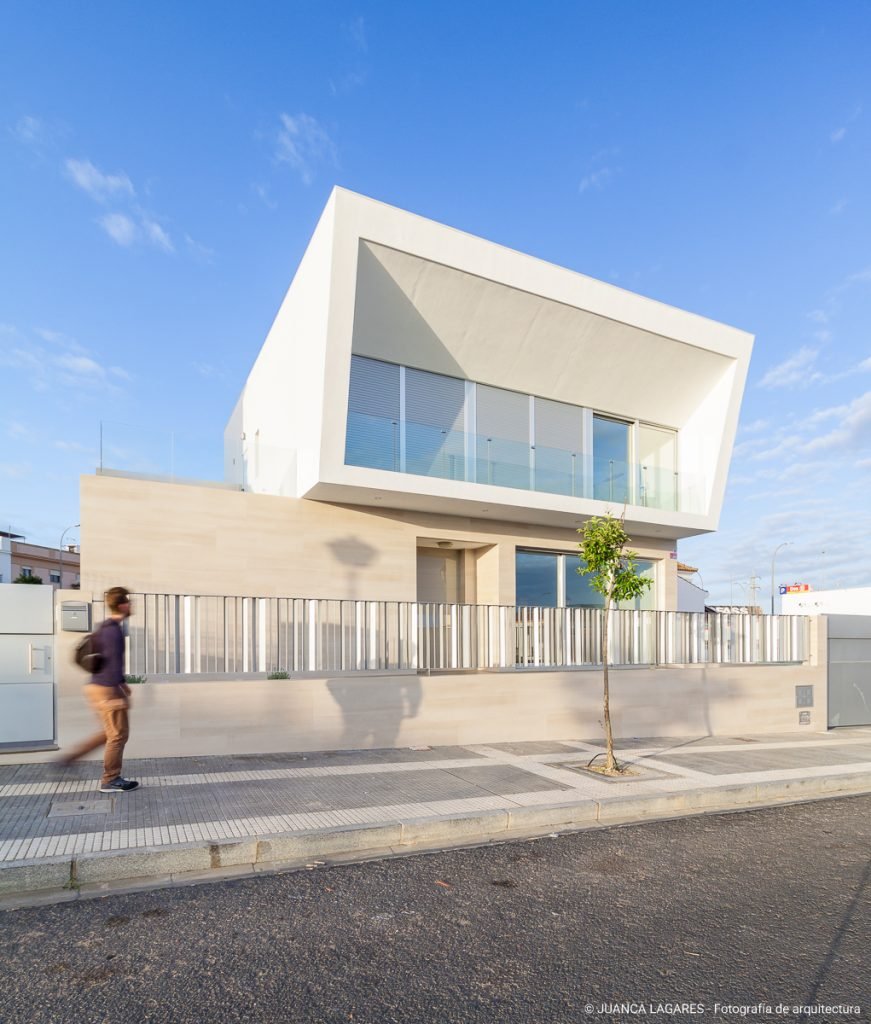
[577,514,653,607]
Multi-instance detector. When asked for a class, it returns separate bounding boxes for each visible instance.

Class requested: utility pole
[749,574,760,610]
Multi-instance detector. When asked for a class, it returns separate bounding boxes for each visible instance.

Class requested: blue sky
[1,2,870,606]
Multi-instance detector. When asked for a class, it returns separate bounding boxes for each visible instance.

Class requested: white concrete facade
[226,188,753,542]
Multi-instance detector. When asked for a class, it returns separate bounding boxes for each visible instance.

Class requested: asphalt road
[1,796,869,1024]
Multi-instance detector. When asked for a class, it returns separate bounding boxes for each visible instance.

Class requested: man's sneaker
[100,777,139,793]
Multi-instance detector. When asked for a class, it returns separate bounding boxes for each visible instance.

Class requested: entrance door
[417,549,461,603]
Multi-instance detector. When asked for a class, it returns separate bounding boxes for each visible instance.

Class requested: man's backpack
[74,631,104,674]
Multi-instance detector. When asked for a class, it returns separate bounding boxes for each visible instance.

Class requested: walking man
[62,586,139,792]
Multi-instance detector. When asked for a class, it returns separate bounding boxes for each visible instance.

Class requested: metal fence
[94,594,811,676]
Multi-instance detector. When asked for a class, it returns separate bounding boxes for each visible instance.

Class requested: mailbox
[61,601,91,632]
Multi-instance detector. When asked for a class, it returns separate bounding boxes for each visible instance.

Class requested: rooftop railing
[97,594,811,677]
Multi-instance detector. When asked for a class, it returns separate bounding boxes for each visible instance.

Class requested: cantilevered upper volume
[225,187,753,540]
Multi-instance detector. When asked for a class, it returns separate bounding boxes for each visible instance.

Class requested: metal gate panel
[828,637,871,727]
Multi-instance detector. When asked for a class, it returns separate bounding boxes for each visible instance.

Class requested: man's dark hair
[105,587,130,613]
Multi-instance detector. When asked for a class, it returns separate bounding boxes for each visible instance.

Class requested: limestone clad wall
[80,473,678,605]
[1,655,826,765]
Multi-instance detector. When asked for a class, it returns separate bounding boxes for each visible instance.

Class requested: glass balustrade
[345,411,702,513]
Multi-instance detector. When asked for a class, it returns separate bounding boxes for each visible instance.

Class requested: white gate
[0,583,55,749]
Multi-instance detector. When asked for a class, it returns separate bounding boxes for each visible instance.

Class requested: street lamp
[59,523,79,590]
[770,542,791,615]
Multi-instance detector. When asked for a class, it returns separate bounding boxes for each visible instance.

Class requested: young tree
[13,572,43,584]
[577,513,652,773]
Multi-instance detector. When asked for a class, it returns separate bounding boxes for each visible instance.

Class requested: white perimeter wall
[783,587,871,616]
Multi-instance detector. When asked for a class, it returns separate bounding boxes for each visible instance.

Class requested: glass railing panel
[405,419,466,481]
[475,435,532,490]
[345,410,400,472]
[593,455,632,504]
[532,443,579,497]
[344,410,704,513]
[638,462,678,512]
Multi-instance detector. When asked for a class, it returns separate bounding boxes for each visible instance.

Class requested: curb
[3,771,871,909]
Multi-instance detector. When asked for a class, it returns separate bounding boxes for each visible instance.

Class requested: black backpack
[74,630,104,674]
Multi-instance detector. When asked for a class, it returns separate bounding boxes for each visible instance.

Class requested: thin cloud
[142,217,174,253]
[99,213,138,247]
[276,113,338,185]
[343,15,367,52]
[11,115,43,145]
[804,390,871,452]
[578,167,615,194]
[757,346,823,390]
[830,104,862,144]
[0,324,132,395]
[252,182,277,209]
[184,234,215,264]
[65,158,135,201]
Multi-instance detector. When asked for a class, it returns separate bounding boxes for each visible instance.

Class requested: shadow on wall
[326,535,378,600]
[558,664,718,745]
[353,242,468,380]
[326,675,422,749]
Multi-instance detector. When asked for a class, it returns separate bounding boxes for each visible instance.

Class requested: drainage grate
[48,798,113,818]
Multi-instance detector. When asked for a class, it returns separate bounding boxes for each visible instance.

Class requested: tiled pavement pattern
[2,731,871,864]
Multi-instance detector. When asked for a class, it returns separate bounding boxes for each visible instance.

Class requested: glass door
[593,415,631,503]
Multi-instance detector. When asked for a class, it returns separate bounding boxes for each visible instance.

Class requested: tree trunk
[602,598,616,772]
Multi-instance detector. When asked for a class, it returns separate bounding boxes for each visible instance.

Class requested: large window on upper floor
[346,357,400,471]
[405,367,466,480]
[345,354,682,513]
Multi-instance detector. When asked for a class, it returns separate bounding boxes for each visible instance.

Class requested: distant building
[782,586,871,616]
[0,530,80,589]
[677,562,708,613]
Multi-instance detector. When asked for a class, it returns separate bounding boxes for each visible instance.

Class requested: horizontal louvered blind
[534,398,582,453]
[476,385,529,444]
[405,367,466,480]
[348,355,400,419]
[405,368,465,429]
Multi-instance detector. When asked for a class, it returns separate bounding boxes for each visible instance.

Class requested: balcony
[345,411,704,514]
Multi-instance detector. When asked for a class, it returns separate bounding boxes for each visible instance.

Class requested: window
[346,355,401,471]
[21,566,32,578]
[50,571,61,583]
[518,549,657,609]
[534,397,583,497]
[637,424,677,512]
[344,356,680,512]
[593,415,631,503]
[516,551,559,606]
[476,385,530,489]
[405,367,466,480]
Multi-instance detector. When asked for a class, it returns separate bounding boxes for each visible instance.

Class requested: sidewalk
[3,729,871,909]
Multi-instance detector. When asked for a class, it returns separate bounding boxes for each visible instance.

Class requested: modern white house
[80,188,753,610]
[20,189,831,758]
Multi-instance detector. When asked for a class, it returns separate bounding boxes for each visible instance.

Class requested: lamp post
[59,523,79,590]
[770,542,791,615]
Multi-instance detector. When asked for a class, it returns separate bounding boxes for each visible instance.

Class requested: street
[1,796,869,1024]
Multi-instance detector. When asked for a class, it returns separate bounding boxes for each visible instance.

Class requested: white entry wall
[0,583,55,749]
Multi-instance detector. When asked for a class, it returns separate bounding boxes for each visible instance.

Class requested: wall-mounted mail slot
[61,601,91,632]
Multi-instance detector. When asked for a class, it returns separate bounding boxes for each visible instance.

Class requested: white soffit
[352,240,735,429]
